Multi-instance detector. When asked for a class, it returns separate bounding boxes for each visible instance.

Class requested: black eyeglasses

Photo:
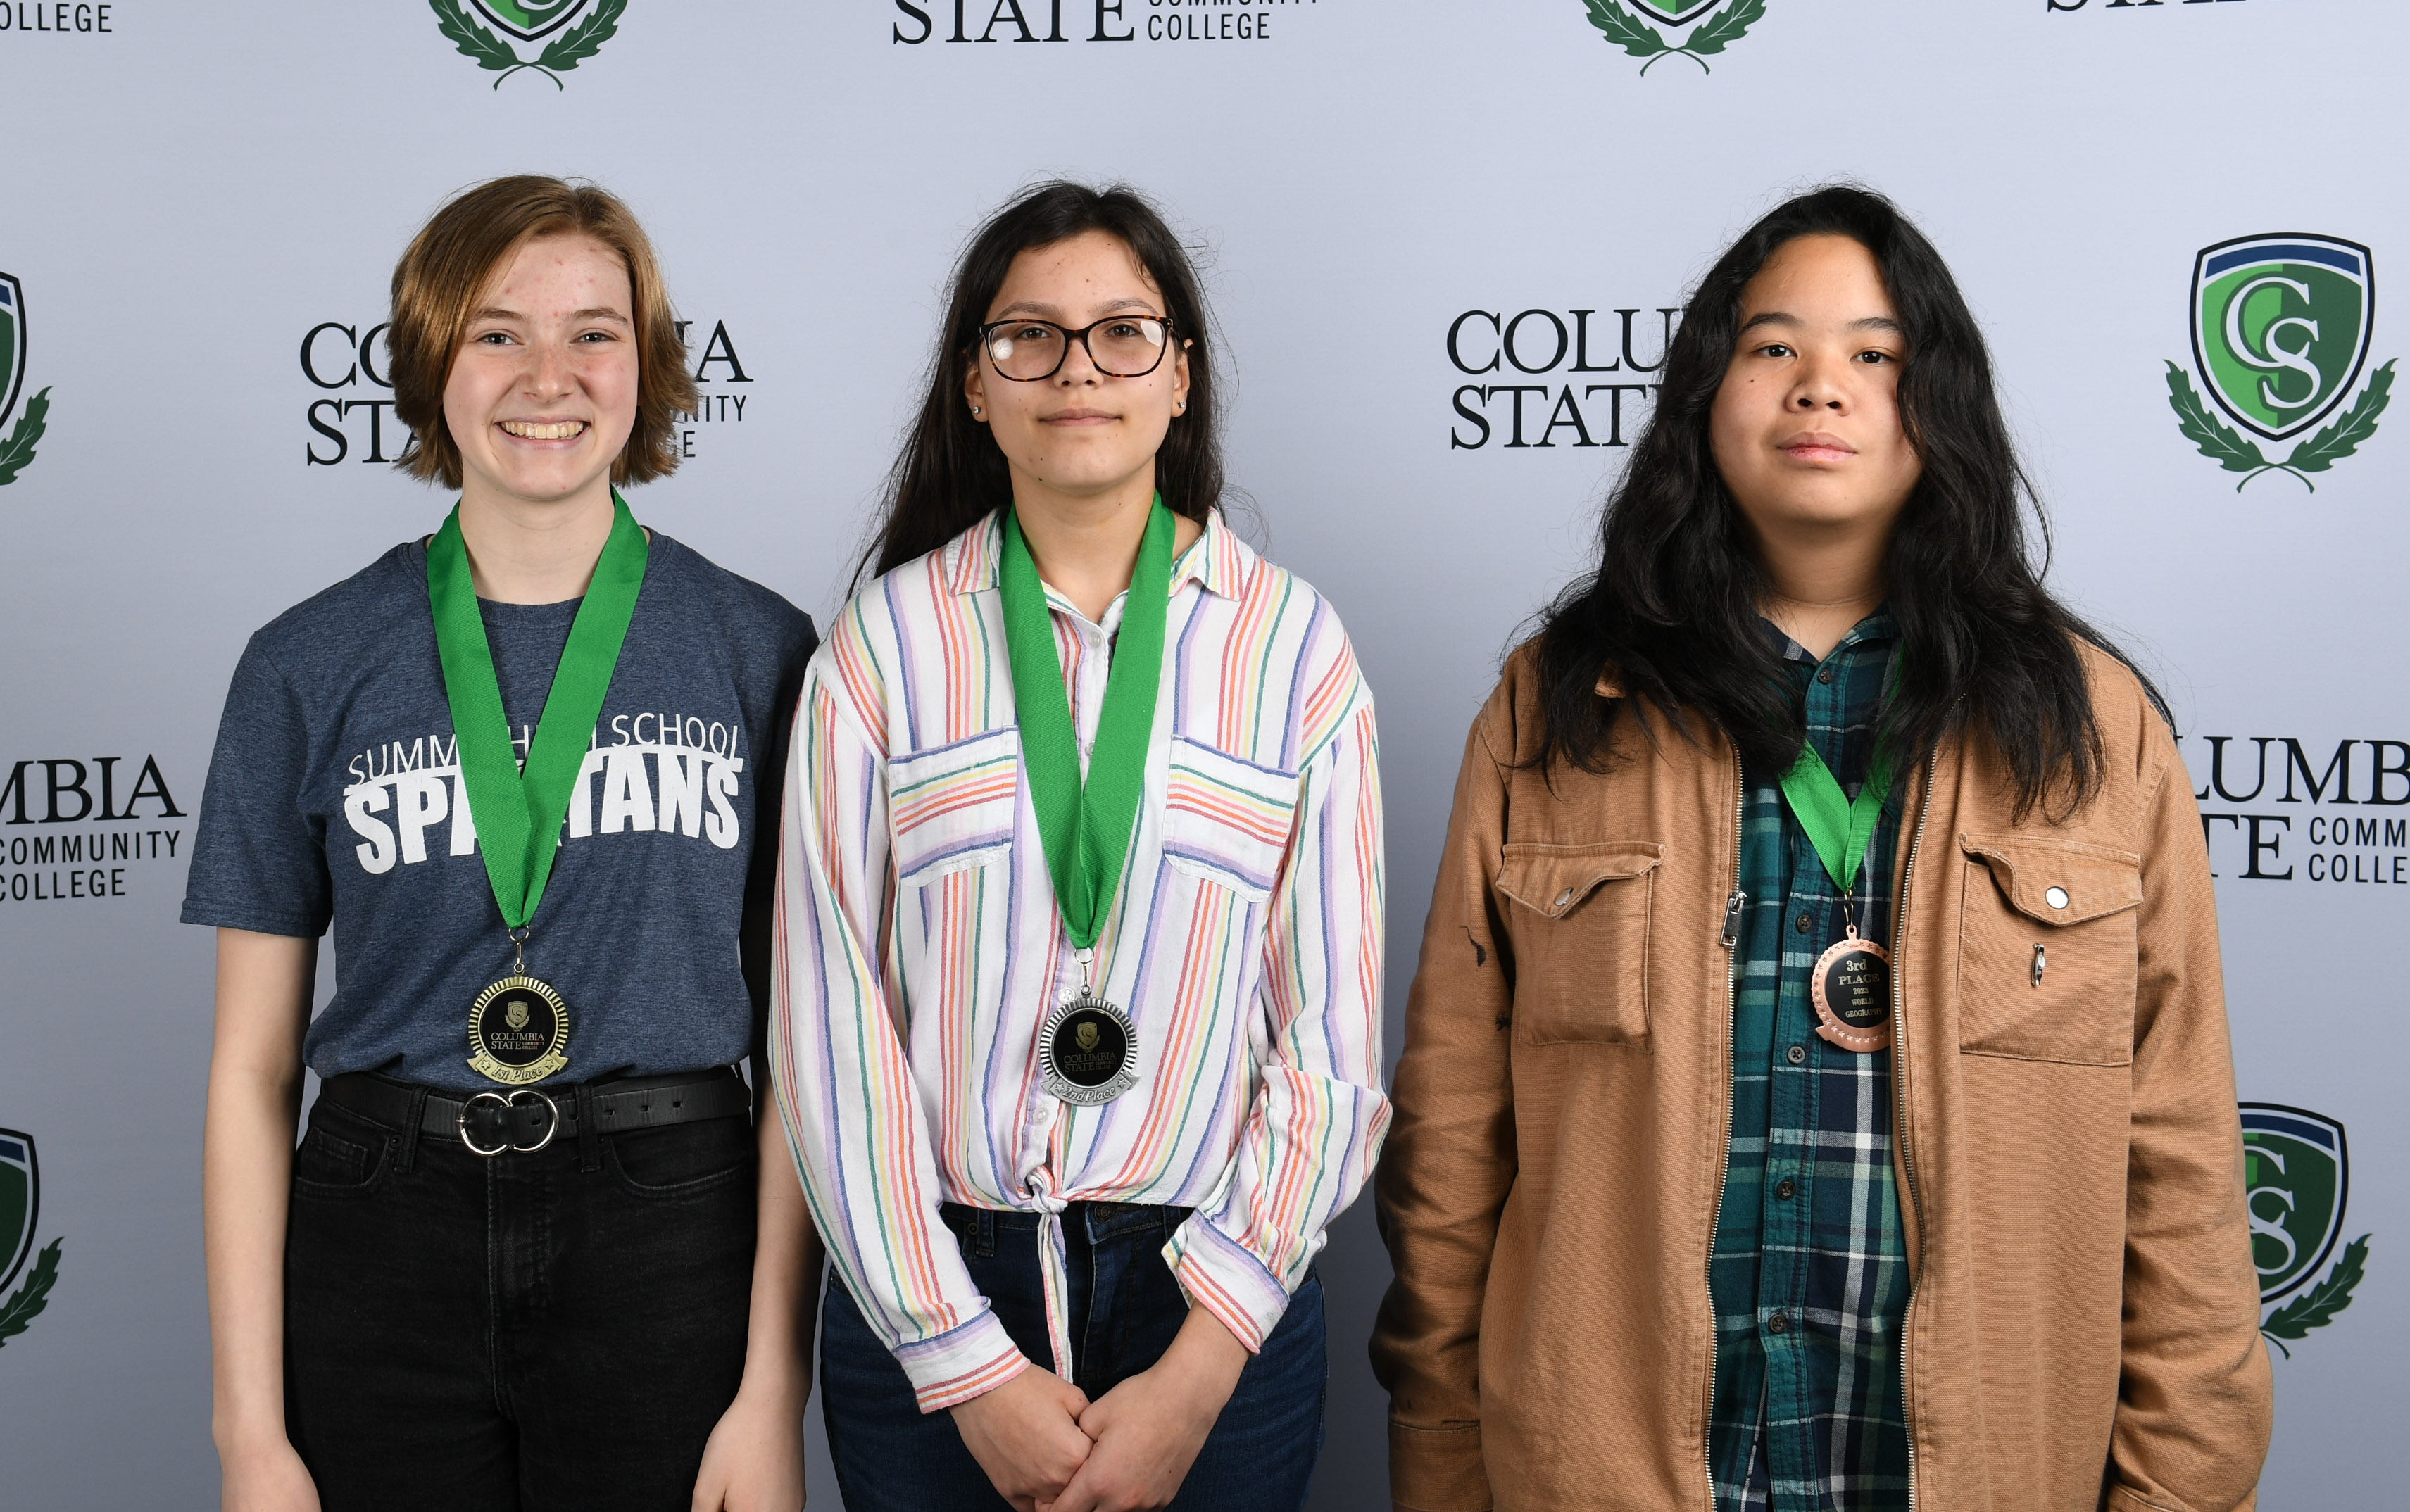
[977,313,1178,382]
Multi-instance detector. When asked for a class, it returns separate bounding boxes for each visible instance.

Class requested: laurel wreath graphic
[2166,358,2395,492]
[0,1239,61,1349]
[429,0,625,90]
[2261,1233,2369,1359]
[1583,0,1765,75]
[0,386,50,488]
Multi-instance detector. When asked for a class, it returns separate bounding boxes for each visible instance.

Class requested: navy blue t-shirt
[182,531,816,1091]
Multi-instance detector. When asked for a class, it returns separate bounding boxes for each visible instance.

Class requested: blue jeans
[820,1202,1326,1511]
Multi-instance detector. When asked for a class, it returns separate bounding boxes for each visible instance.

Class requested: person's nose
[1788,350,1850,414]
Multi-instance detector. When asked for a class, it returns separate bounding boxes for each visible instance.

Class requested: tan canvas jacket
[1371,643,2272,1512]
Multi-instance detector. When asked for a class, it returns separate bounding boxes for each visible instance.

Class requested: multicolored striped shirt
[771,508,1386,1411]
[1708,613,1913,1511]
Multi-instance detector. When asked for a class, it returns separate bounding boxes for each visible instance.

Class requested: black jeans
[821,1202,1327,1511]
[282,1083,756,1511]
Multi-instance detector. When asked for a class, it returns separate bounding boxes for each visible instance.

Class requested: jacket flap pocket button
[1496,841,1667,919]
[2044,886,2070,910]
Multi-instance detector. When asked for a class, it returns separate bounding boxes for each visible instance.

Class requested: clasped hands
[949,1308,1250,1512]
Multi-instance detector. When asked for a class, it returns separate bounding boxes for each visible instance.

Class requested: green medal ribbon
[999,498,1174,953]
[426,492,648,940]
[1776,741,1895,905]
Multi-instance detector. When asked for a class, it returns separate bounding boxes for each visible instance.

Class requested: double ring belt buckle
[457,1089,562,1157]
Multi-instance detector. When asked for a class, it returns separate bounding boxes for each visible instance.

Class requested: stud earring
[971,406,982,417]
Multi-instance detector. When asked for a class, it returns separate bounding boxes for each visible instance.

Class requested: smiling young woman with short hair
[1372,185,2273,1512]
[774,182,1386,1512]
[189,175,821,1512]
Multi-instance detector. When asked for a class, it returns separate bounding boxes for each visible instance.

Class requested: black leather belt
[319,1067,752,1159]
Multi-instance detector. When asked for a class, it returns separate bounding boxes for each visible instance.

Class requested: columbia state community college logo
[2167,234,2394,491]
[0,1128,62,1354]
[427,0,624,88]
[2242,1104,2371,1357]
[1580,0,1766,75]
[0,269,50,489]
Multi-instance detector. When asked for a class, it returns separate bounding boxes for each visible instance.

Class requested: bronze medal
[1039,990,1137,1106]
[1810,925,1891,1053]
[467,974,571,1085]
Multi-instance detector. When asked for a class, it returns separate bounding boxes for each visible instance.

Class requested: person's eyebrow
[989,296,1164,322]
[1736,311,1905,336]
[468,306,629,323]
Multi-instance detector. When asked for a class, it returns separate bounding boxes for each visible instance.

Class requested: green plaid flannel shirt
[1707,613,1913,1511]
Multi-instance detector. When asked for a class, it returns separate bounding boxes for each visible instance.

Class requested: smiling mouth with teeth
[499,420,588,440]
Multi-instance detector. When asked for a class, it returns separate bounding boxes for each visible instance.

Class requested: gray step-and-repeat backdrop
[0,2,2399,1506]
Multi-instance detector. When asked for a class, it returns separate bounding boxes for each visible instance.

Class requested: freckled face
[1709,234,1923,540]
[442,232,639,507]
[965,229,1191,500]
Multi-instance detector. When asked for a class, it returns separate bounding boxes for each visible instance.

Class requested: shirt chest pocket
[1162,737,1300,904]
[1955,833,2142,1066]
[887,726,1021,888]
[1495,840,1665,1048]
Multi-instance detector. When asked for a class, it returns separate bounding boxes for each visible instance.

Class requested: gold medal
[1810,924,1891,1053]
[467,974,571,1085]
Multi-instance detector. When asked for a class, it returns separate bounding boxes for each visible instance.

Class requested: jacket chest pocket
[1496,840,1665,1047]
[1955,833,2142,1065]
[1162,737,1300,904]
[888,726,1021,888]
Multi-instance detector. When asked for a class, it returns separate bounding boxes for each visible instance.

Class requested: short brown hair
[387,176,695,489]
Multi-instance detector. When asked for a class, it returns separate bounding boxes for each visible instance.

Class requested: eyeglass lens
[986,317,1169,380]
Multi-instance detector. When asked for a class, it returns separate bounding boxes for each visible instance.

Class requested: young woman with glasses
[772,181,1388,1512]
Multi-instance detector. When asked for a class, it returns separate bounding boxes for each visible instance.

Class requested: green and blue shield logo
[2191,235,2372,443]
[0,272,25,431]
[0,271,44,489]
[2166,233,2394,491]
[2242,1104,2347,1302]
[0,1130,35,1297]
[1628,0,1722,23]
[0,1126,62,1351]
[428,0,624,88]
[2241,1104,2372,1356]
[1579,0,1768,75]
[468,0,591,42]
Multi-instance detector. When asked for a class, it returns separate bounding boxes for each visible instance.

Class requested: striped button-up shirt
[1709,613,1912,1510]
[772,508,1387,1411]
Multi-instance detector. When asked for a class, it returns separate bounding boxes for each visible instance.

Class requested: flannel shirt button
[1816,665,1835,685]
[1786,1044,1807,1066]
[1766,1309,1790,1335]
[1795,911,1814,933]
[1775,1178,1796,1201]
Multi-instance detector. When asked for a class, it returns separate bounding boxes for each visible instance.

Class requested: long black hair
[1528,184,2165,819]
[860,181,1226,583]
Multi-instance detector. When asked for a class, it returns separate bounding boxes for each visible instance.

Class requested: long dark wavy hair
[1528,184,2165,819]
[859,181,1226,583]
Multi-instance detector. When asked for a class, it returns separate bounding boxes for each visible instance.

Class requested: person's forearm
[203,930,315,1455]
[733,1089,822,1403]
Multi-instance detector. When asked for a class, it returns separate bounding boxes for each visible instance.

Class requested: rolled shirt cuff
[1162,1213,1293,1354]
[892,1309,1031,1413]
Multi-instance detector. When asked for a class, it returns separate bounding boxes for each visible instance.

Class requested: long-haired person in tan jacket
[1370,185,2271,1512]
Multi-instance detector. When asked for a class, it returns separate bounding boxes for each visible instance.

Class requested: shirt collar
[942,505,1255,603]
[1757,608,1897,664]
